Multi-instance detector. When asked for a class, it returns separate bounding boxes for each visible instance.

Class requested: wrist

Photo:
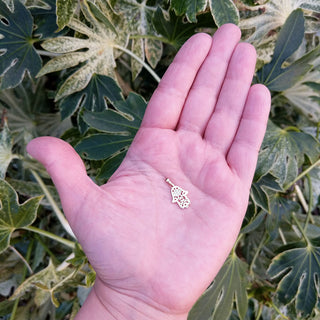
[75,280,188,320]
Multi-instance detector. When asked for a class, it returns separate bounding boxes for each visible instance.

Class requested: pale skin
[27,24,271,319]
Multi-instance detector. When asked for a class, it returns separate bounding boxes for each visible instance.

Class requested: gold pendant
[165,178,190,209]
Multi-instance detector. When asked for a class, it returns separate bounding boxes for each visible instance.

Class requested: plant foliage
[0,0,320,319]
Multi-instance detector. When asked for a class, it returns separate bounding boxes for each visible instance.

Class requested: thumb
[27,137,98,226]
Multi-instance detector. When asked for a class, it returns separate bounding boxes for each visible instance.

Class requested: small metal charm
[165,178,190,209]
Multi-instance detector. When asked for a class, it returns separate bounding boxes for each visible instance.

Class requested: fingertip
[27,137,95,224]
[251,83,271,102]
[27,136,83,169]
[218,23,241,38]
[26,136,88,185]
[177,32,212,60]
[248,84,271,116]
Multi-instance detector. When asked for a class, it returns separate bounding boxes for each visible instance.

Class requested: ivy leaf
[0,0,42,89]
[37,0,128,100]
[10,260,81,307]
[255,121,320,186]
[7,178,61,208]
[59,74,123,120]
[268,238,320,317]
[240,0,320,44]
[188,253,248,320]
[0,179,42,254]
[0,120,15,179]
[75,92,146,161]
[257,9,307,91]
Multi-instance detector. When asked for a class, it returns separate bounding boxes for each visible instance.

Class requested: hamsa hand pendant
[165,178,190,209]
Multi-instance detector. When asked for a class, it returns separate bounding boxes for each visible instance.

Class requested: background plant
[0,0,320,319]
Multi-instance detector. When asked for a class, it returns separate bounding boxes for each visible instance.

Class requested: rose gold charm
[165,178,190,209]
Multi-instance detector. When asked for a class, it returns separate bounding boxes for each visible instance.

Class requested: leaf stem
[231,233,243,255]
[9,245,33,275]
[249,231,267,275]
[114,44,161,83]
[9,240,34,320]
[271,301,289,319]
[292,212,310,246]
[304,174,313,231]
[30,169,76,239]
[23,226,76,249]
[36,50,62,57]
[283,126,300,132]
[283,158,320,191]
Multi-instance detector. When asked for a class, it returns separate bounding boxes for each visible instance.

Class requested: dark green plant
[0,0,320,319]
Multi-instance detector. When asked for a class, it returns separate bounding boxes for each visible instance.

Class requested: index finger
[141,33,212,130]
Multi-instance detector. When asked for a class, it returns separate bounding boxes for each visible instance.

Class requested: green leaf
[59,74,123,120]
[266,194,300,240]
[169,0,238,25]
[153,8,215,49]
[251,174,283,212]
[255,121,320,186]
[0,120,14,179]
[0,0,42,89]
[31,0,66,39]
[82,92,146,135]
[208,0,239,26]
[0,179,42,254]
[170,0,207,23]
[37,0,128,100]
[268,239,320,317]
[76,92,146,178]
[257,9,306,91]
[7,178,61,208]
[75,134,130,160]
[56,0,77,30]
[188,253,248,320]
[273,44,320,91]
[97,150,126,180]
[67,243,87,267]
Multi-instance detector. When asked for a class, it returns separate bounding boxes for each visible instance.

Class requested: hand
[27,24,271,319]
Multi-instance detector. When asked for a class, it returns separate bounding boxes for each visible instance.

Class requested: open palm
[27,24,270,319]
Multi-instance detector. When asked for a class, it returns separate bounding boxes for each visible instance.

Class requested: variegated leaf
[0,121,15,179]
[240,0,320,44]
[37,0,128,100]
[109,0,162,71]
[56,0,77,30]
[283,68,320,122]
